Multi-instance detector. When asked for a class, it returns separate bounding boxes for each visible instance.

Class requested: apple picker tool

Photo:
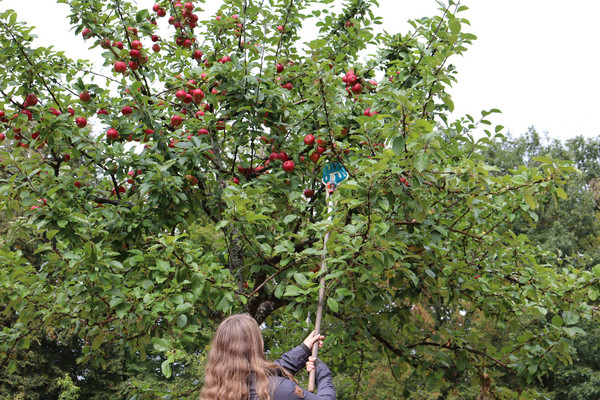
[308,162,348,392]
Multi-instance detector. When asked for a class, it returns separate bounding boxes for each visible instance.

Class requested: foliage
[482,128,600,269]
[0,0,598,398]
[482,129,600,400]
[57,373,81,400]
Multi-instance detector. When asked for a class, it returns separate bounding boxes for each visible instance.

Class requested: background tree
[482,129,600,400]
[1,1,598,399]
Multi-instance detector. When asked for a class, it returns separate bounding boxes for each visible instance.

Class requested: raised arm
[272,359,336,400]
[275,331,324,375]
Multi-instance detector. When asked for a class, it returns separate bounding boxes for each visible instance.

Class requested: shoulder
[271,376,307,399]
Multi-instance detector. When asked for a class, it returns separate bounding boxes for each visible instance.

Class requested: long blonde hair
[200,314,294,400]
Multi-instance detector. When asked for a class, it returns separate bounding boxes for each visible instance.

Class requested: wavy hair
[200,314,295,400]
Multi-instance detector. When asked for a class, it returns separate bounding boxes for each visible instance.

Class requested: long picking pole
[308,188,333,393]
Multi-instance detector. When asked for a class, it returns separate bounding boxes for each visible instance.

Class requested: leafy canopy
[0,0,597,398]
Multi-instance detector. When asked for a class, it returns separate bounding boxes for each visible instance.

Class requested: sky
[1,0,599,141]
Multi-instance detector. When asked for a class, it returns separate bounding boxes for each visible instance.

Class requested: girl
[200,313,336,400]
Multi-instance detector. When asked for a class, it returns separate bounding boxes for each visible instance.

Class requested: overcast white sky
[2,0,599,141]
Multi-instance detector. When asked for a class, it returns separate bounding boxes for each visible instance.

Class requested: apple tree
[0,0,598,398]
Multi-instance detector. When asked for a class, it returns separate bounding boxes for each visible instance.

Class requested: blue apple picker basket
[322,161,349,194]
[308,162,348,392]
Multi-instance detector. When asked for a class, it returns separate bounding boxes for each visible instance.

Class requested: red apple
[75,117,87,128]
[192,89,204,102]
[0,133,5,141]
[79,91,91,102]
[282,160,295,172]
[152,44,160,52]
[310,152,320,163]
[129,49,141,59]
[193,50,203,60]
[128,61,139,71]
[114,61,127,73]
[175,90,187,100]
[24,94,38,107]
[74,181,82,188]
[97,108,109,116]
[107,128,119,140]
[82,27,92,39]
[277,25,284,32]
[198,128,209,135]
[351,83,362,93]
[122,106,133,115]
[171,115,183,126]
[276,63,284,73]
[131,40,143,50]
[304,189,314,198]
[113,41,124,50]
[304,135,315,146]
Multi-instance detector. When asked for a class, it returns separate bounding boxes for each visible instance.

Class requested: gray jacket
[248,344,336,399]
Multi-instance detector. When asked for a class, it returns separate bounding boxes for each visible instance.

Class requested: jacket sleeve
[274,344,312,375]
[272,361,336,400]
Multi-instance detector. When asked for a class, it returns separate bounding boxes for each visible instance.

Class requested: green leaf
[392,136,405,156]
[283,214,297,224]
[284,285,301,297]
[552,315,563,327]
[523,192,537,210]
[7,360,16,374]
[414,153,428,172]
[327,297,339,312]
[161,360,172,378]
[92,332,104,350]
[555,187,567,199]
[214,220,229,230]
[176,314,188,328]
[152,337,171,352]
[294,273,308,286]
[175,302,193,313]
[116,302,132,318]
[449,19,461,34]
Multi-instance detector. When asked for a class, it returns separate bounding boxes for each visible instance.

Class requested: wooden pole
[308,190,333,392]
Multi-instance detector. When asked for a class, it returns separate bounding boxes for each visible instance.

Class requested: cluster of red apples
[0,1,390,203]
